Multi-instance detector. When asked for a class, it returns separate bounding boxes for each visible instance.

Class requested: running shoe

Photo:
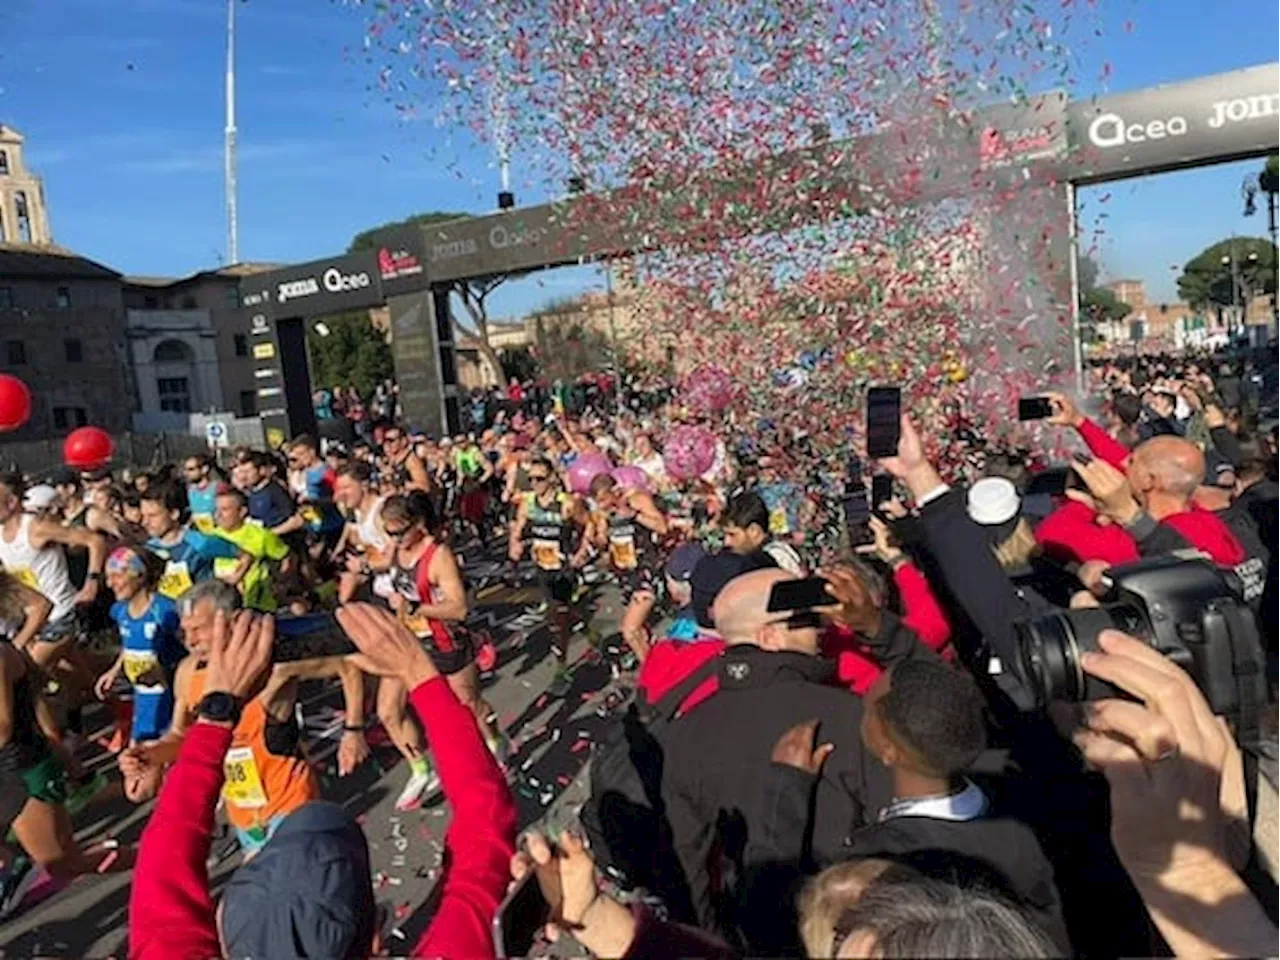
[394,764,441,812]
[547,665,574,698]
[65,770,108,816]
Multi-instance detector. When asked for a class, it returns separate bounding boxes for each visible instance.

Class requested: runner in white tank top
[0,474,107,666]
[0,514,77,623]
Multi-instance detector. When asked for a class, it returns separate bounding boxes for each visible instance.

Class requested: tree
[499,346,538,383]
[307,314,394,398]
[1177,236,1278,311]
[1079,285,1130,341]
[348,211,469,252]
[1076,252,1100,294]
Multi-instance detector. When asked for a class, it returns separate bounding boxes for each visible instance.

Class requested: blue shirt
[247,481,295,529]
[110,593,184,741]
[187,482,218,530]
[147,527,241,590]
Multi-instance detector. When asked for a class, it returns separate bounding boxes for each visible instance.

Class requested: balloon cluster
[663,424,718,481]
[681,364,734,415]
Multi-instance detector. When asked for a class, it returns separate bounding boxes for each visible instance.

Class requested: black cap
[690,550,776,629]
[48,466,78,488]
[220,801,376,960]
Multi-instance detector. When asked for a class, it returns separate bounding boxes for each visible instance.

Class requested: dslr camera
[1014,556,1266,737]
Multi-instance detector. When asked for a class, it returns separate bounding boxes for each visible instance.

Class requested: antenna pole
[224,0,239,264]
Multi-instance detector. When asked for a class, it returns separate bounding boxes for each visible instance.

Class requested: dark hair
[833,875,1057,958]
[139,481,186,515]
[722,491,769,532]
[381,490,438,533]
[290,434,319,453]
[879,659,987,778]
[1111,392,1143,426]
[185,453,214,470]
[338,461,374,485]
[528,457,554,476]
[0,471,26,498]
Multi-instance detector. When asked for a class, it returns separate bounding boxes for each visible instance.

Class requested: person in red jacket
[1045,393,1245,569]
[129,604,516,960]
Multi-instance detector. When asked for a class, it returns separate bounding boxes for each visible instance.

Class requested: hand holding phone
[767,576,837,613]
[496,831,602,958]
[866,387,902,459]
[1018,396,1055,421]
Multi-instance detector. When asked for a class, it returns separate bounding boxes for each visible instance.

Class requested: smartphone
[1018,396,1055,421]
[1025,466,1071,498]
[843,491,874,547]
[866,387,902,459]
[492,869,549,959]
[272,613,358,663]
[766,576,834,613]
[871,474,894,511]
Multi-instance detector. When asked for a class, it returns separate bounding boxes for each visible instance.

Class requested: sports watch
[197,691,243,726]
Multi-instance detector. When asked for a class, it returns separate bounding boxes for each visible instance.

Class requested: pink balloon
[611,465,649,491]
[663,425,717,481]
[568,453,611,494]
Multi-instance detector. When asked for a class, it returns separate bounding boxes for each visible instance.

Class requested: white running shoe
[394,765,441,812]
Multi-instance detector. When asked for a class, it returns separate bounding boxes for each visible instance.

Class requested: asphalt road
[0,557,634,958]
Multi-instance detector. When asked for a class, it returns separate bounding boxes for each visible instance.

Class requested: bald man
[660,565,936,948]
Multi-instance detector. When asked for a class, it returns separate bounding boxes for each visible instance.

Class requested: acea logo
[276,268,371,303]
[1087,91,1278,149]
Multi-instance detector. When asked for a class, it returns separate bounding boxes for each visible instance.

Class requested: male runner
[182,455,220,533]
[139,484,243,602]
[509,459,591,697]
[332,461,392,603]
[381,424,432,493]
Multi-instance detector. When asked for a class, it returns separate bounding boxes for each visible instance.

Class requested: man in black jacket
[660,565,931,945]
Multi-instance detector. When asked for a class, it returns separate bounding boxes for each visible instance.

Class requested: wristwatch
[197,691,243,726]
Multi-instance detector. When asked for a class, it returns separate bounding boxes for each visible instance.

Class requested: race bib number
[9,566,37,589]
[222,746,269,809]
[122,648,164,688]
[402,608,433,639]
[158,561,193,600]
[608,535,638,571]
[768,506,790,536]
[191,514,216,534]
[532,539,564,572]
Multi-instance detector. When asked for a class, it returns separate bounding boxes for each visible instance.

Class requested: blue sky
[1,0,1275,316]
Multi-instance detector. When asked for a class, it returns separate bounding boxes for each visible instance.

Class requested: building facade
[0,125,52,246]
[0,246,135,439]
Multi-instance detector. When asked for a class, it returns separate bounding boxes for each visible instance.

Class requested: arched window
[14,190,30,243]
[0,150,8,175]
[153,339,193,363]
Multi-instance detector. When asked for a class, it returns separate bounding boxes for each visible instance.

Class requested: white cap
[967,477,1020,526]
[23,484,58,512]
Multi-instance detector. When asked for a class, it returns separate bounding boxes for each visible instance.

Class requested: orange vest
[183,667,320,832]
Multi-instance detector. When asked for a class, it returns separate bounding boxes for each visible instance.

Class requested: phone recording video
[866,387,902,459]
[272,613,358,663]
[1018,396,1055,421]
[766,576,834,613]
[871,474,894,512]
[492,868,550,958]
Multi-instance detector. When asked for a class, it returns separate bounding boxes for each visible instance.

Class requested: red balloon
[63,426,115,471]
[0,375,32,433]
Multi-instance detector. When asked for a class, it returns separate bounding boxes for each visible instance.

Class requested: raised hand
[336,602,438,691]
[771,720,834,775]
[202,610,274,701]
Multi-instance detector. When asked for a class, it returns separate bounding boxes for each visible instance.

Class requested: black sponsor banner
[1066,63,1279,183]
[387,291,448,437]
[370,225,430,299]
[240,250,384,319]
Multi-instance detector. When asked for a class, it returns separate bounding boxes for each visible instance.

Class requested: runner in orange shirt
[117,579,321,855]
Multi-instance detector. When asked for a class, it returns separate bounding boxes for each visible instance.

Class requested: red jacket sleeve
[1035,500,1141,567]
[1076,418,1131,470]
[410,676,517,960]
[128,722,231,960]
[895,562,951,651]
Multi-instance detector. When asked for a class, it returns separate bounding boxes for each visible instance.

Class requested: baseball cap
[220,802,376,960]
[691,551,775,629]
[966,476,1021,544]
[22,485,57,512]
[665,542,706,583]
[48,466,78,488]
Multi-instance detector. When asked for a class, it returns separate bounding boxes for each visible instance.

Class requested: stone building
[0,246,135,438]
[0,125,52,246]
[123,263,278,429]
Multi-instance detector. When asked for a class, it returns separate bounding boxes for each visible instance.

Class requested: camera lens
[1015,603,1151,704]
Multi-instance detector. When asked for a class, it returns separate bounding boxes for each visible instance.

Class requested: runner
[333,461,392,603]
[117,580,322,857]
[508,459,591,697]
[283,434,345,557]
[381,423,432,493]
[182,455,220,534]
[588,472,670,665]
[211,489,292,612]
[94,547,184,746]
[454,434,495,547]
[138,484,243,602]
[0,624,133,919]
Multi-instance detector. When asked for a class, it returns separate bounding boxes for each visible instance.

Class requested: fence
[0,431,211,479]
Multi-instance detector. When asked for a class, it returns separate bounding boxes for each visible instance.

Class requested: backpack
[579,653,722,901]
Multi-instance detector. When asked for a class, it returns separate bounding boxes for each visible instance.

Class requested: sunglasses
[530,474,551,483]
[384,524,411,538]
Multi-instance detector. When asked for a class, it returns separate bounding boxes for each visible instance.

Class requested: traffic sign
[205,421,228,448]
